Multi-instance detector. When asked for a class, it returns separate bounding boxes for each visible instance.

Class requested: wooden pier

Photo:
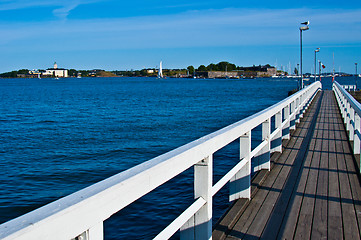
[213,90,361,239]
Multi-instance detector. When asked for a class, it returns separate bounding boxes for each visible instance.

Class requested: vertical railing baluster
[195,156,212,240]
[290,101,296,131]
[180,156,212,240]
[343,97,347,123]
[283,105,290,140]
[274,111,283,153]
[354,114,361,155]
[230,131,251,201]
[346,102,351,130]
[195,156,213,240]
[296,97,300,124]
[299,93,304,119]
[255,118,271,171]
[350,108,355,141]
[340,93,344,118]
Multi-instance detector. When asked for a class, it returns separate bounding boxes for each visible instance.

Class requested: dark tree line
[186,62,273,75]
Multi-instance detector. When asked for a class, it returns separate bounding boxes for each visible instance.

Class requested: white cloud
[0,0,103,19]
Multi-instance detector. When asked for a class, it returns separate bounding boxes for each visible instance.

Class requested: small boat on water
[157,61,164,79]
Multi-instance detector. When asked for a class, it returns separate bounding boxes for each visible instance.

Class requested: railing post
[343,98,347,124]
[230,131,251,201]
[355,114,361,155]
[254,119,271,172]
[195,156,212,240]
[341,95,345,119]
[346,102,351,129]
[350,107,355,141]
[272,111,282,153]
[295,97,300,124]
[299,93,304,119]
[283,105,290,140]
[180,156,212,240]
[290,101,296,131]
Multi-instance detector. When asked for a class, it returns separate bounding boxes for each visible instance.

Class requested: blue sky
[0,0,360,74]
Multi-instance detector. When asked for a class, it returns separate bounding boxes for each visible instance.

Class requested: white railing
[341,84,357,91]
[0,81,322,240]
[333,81,361,172]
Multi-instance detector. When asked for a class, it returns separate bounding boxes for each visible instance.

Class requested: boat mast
[158,61,163,78]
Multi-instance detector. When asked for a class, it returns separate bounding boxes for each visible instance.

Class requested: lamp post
[314,48,320,82]
[356,63,358,89]
[356,63,358,76]
[300,21,309,89]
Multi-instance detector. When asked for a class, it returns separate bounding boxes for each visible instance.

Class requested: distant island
[0,61,304,79]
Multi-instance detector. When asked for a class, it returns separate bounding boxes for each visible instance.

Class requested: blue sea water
[0,76,353,239]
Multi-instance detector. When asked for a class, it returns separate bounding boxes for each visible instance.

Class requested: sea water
[0,76,352,239]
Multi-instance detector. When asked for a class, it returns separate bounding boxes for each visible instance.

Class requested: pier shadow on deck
[213,90,361,240]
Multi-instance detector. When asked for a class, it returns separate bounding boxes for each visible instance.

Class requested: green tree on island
[197,65,207,72]
[187,66,195,75]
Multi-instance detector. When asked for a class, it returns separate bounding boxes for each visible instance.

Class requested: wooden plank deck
[213,90,361,240]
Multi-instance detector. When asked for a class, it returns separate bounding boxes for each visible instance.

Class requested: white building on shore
[43,62,68,78]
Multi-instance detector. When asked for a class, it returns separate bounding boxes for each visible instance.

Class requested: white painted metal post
[229,131,251,201]
[181,156,212,240]
[283,105,290,140]
[342,98,348,124]
[299,93,304,119]
[341,96,344,119]
[305,91,310,110]
[290,101,296,131]
[273,111,283,153]
[256,119,271,171]
[194,156,212,240]
[296,97,300,124]
[355,114,361,154]
[346,102,351,129]
[350,108,355,141]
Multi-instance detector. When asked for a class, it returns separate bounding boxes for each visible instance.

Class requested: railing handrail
[0,81,322,240]
[333,81,361,116]
[333,81,361,173]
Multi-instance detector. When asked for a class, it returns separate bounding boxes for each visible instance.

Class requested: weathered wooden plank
[225,149,290,239]
[260,92,323,239]
[327,92,343,240]
[243,95,321,239]
[277,94,323,240]
[293,94,324,240]
[311,91,329,239]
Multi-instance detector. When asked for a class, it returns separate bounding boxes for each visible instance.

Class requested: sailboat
[158,61,164,79]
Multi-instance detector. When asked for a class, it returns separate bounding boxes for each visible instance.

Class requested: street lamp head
[315,48,320,52]
[301,21,310,25]
[300,26,309,31]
